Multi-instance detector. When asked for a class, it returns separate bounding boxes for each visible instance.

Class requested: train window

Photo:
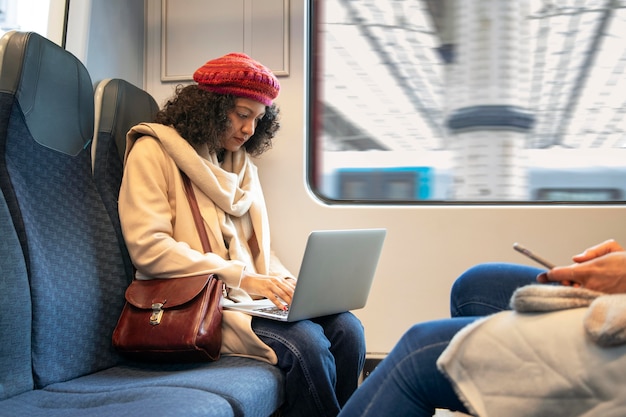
[0,0,67,46]
[308,0,626,204]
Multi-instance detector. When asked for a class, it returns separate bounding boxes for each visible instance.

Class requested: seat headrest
[0,31,93,156]
[95,78,159,162]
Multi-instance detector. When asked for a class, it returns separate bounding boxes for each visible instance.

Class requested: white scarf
[125,123,271,276]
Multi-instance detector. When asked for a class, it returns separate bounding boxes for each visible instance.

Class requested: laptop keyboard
[256,305,289,317]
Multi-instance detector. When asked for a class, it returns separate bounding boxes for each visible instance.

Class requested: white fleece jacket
[437,307,626,416]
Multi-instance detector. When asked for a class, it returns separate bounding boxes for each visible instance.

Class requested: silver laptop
[224,228,386,321]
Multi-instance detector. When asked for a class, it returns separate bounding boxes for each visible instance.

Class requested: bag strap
[180,171,212,253]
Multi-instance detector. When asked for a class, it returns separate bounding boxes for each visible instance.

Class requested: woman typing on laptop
[118,53,366,417]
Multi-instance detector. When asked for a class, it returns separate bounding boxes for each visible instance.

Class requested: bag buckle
[150,303,164,325]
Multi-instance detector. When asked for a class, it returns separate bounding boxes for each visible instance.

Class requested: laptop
[224,228,386,321]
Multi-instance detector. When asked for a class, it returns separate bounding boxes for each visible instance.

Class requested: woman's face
[221,97,266,152]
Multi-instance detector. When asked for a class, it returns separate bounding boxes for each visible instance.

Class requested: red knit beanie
[193,53,280,106]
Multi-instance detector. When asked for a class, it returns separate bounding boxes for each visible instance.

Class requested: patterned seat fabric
[0,30,127,388]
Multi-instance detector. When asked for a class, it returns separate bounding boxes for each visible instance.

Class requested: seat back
[0,31,128,388]
[0,187,33,399]
[92,78,159,281]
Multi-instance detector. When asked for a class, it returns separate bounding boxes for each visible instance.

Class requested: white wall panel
[160,0,288,82]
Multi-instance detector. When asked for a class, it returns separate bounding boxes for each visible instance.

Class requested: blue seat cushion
[44,356,284,417]
[0,386,234,417]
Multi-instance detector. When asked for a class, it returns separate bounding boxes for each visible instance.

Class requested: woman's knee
[321,312,366,352]
[452,263,505,292]
[336,312,365,338]
[450,262,541,317]
[400,318,472,351]
[453,262,541,293]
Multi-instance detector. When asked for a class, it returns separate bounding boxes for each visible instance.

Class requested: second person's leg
[450,262,543,317]
[338,317,476,417]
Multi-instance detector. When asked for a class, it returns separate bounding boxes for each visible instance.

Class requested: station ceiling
[318,0,626,151]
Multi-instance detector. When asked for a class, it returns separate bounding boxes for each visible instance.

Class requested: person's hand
[569,239,625,262]
[239,272,296,309]
[537,239,626,293]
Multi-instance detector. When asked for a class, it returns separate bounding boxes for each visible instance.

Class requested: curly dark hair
[154,84,280,157]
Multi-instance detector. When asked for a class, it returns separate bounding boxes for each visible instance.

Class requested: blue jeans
[252,312,366,417]
[338,263,543,417]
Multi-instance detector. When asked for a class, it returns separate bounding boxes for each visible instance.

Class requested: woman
[119,52,365,417]
[338,239,626,416]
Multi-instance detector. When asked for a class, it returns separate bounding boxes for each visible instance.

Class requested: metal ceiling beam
[337,0,445,141]
[554,1,616,146]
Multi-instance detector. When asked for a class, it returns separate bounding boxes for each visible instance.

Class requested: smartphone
[513,242,556,269]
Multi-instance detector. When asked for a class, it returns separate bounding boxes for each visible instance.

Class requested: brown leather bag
[112,171,224,362]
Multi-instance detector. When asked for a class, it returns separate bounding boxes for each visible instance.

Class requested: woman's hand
[239,272,296,310]
[537,239,626,293]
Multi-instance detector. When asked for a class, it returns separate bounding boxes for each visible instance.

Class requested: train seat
[91,77,285,416]
[92,78,159,281]
[0,30,282,416]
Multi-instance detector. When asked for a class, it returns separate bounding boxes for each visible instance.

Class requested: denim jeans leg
[450,262,543,317]
[311,312,366,406]
[252,312,365,417]
[338,317,476,417]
